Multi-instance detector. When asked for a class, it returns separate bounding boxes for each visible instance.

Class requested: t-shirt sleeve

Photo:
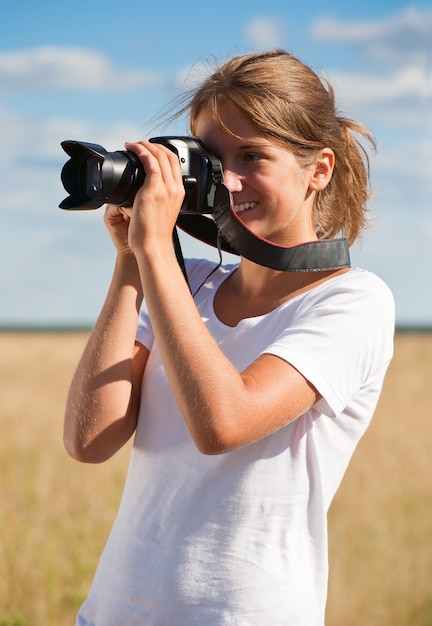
[261,271,395,418]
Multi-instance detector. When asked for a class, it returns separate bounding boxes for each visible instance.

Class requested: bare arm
[124,141,319,455]
[63,210,149,463]
[136,245,318,454]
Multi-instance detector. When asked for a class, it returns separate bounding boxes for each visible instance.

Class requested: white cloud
[244,17,284,49]
[0,46,164,93]
[312,7,432,54]
[308,8,432,140]
[0,107,147,220]
[0,108,91,162]
[328,64,432,105]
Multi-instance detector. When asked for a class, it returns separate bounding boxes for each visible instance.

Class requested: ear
[308,148,335,191]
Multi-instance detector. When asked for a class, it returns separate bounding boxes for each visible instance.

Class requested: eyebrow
[236,141,272,150]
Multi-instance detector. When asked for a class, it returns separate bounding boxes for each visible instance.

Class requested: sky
[0,0,431,327]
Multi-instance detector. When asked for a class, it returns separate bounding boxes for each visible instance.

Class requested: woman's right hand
[104,203,134,255]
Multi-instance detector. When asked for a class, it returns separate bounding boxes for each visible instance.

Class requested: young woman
[64,50,395,625]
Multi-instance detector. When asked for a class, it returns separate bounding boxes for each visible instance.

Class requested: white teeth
[234,202,258,213]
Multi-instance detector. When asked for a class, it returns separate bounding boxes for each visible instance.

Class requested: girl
[65,50,394,625]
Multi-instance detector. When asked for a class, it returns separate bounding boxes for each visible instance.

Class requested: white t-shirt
[76,259,394,626]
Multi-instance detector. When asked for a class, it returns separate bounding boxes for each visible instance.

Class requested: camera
[59,137,224,213]
[58,136,351,274]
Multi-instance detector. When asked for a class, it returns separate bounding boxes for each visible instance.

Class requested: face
[194,101,329,247]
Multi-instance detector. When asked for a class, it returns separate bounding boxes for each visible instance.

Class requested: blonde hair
[179,50,375,246]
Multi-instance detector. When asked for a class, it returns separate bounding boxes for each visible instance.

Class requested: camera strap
[176,183,351,272]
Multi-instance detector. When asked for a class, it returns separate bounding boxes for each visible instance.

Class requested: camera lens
[85,158,102,196]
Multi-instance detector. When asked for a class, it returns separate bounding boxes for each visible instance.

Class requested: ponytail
[316,112,376,245]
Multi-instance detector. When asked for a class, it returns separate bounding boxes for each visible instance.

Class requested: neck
[236,257,305,295]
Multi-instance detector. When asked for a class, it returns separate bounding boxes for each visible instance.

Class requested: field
[0,330,431,625]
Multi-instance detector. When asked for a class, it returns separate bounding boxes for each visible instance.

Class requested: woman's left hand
[123,140,185,255]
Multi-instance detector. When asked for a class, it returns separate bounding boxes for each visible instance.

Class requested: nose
[222,168,243,193]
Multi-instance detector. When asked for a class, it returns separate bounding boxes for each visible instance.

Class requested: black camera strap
[177,183,350,272]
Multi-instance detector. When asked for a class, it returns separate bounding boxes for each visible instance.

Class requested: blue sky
[1,0,431,326]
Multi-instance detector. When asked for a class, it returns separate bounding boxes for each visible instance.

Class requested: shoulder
[303,268,395,369]
[266,269,394,414]
[270,268,395,371]
[342,267,392,298]
[300,268,394,322]
[314,267,391,298]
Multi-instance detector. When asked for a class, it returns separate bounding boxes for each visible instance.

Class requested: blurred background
[0,0,431,328]
[1,4,431,624]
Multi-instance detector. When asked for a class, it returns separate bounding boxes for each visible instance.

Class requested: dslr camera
[59,137,224,213]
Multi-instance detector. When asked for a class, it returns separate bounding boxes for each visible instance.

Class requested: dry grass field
[0,330,431,625]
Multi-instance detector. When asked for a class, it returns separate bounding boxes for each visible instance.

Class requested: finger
[125,141,182,185]
[104,204,129,225]
[119,207,132,222]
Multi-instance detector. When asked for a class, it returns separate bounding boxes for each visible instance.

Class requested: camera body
[59,137,224,213]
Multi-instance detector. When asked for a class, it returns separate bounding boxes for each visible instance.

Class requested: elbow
[195,433,243,456]
[195,437,227,456]
[64,434,94,463]
[188,399,270,455]
[190,418,243,456]
[63,430,110,464]
[63,411,136,463]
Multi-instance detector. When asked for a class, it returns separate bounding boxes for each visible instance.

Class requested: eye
[243,153,262,162]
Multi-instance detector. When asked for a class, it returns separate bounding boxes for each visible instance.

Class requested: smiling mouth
[233,201,258,214]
